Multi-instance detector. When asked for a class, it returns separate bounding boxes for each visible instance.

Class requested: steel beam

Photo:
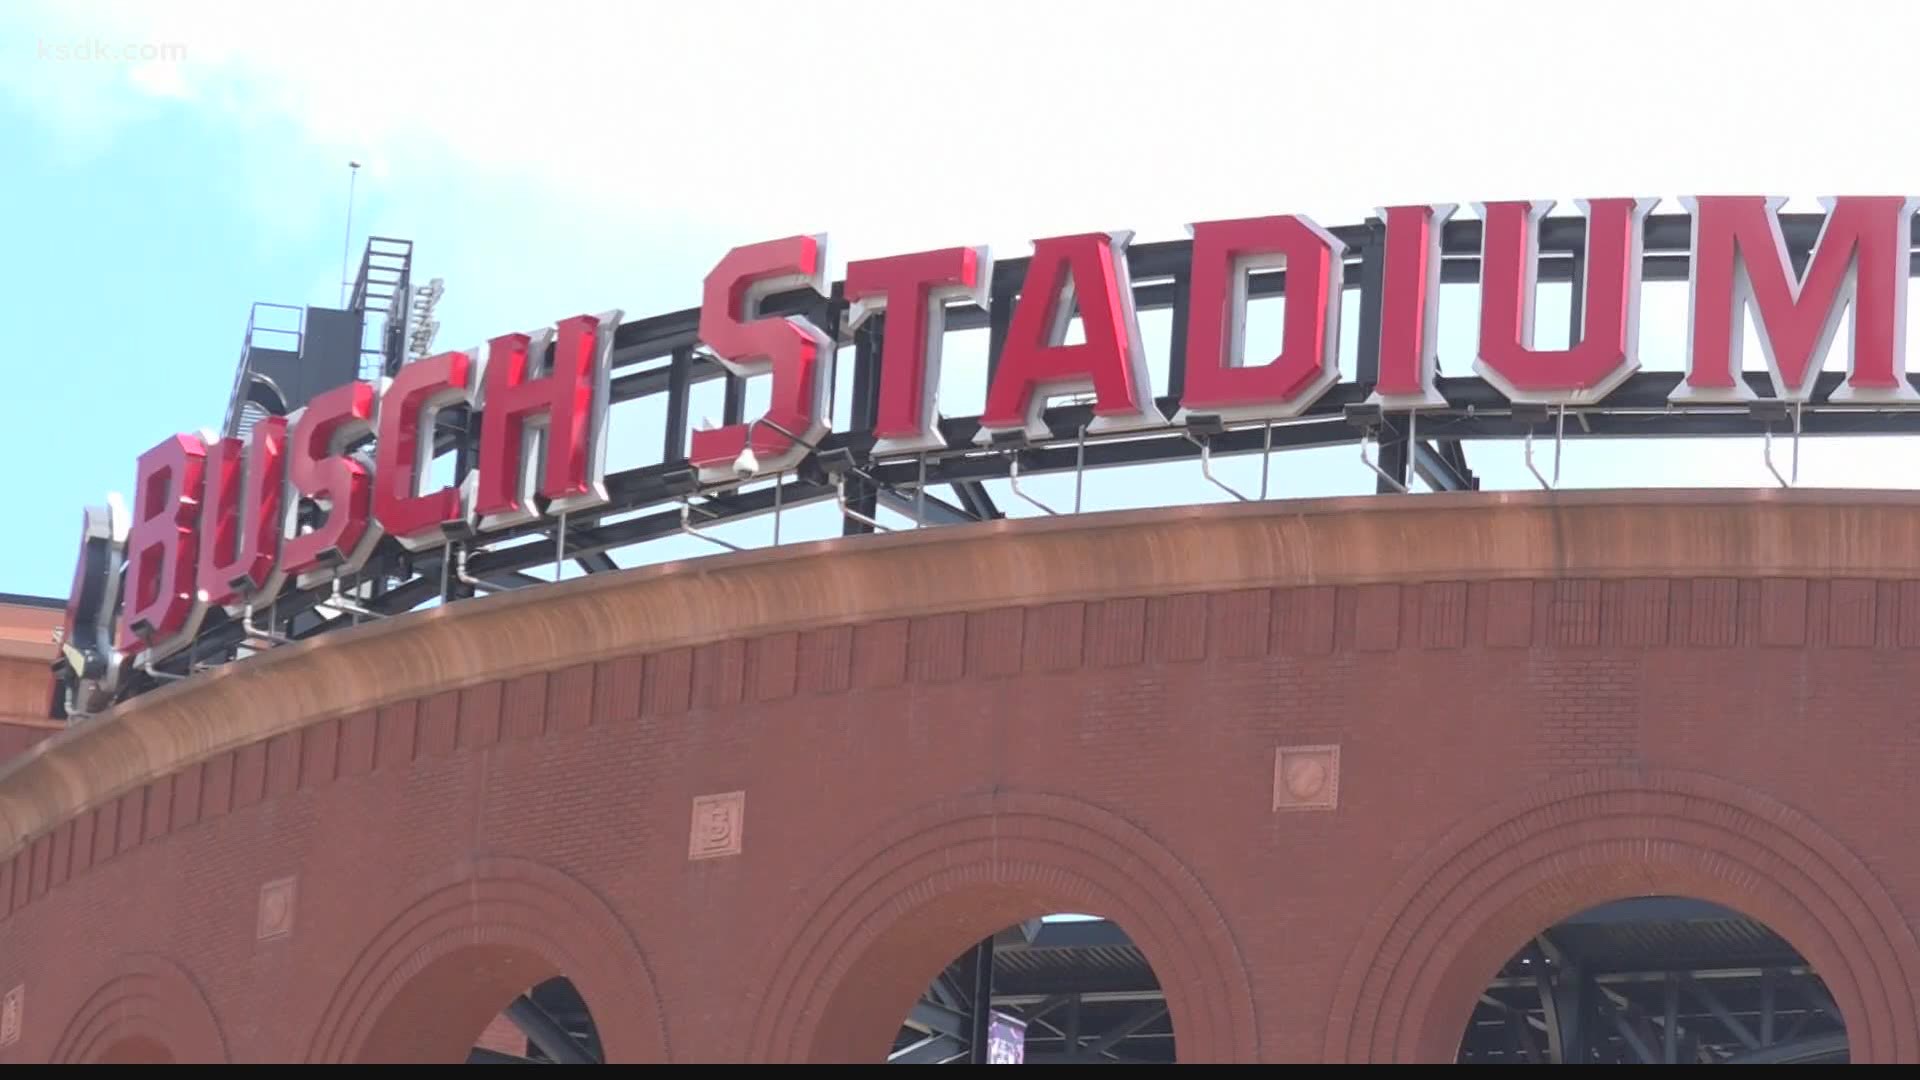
[574,551,618,575]
[907,999,968,1040]
[966,937,994,1065]
[1761,969,1776,1046]
[1413,440,1474,492]
[950,479,1001,521]
[1663,974,1680,1064]
[1685,976,1761,1051]
[889,1034,965,1065]
[928,973,968,1012]
[505,994,598,1065]
[1082,1002,1168,1058]
[1609,1003,1658,1064]
[1722,1031,1849,1064]
[1790,975,1842,1023]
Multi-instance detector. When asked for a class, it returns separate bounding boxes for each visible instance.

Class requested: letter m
[1672,195,1920,404]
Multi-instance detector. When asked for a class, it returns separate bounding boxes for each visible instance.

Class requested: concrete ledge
[4,486,1920,858]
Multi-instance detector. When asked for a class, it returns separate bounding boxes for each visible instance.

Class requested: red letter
[1673,195,1920,404]
[376,349,474,548]
[689,236,837,483]
[1177,214,1344,422]
[281,382,378,583]
[844,245,991,455]
[1475,198,1657,405]
[976,232,1165,443]
[1367,204,1454,409]
[196,417,286,610]
[473,310,621,528]
[118,434,207,657]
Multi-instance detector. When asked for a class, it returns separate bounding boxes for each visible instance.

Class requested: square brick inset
[257,876,297,941]
[1273,745,1340,812]
[689,791,746,861]
[0,984,20,1048]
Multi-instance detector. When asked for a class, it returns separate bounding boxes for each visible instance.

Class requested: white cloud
[15,0,1920,265]
[8,0,1920,511]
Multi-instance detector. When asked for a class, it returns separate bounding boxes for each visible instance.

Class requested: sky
[4,0,1920,597]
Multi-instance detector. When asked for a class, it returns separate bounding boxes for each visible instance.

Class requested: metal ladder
[348,236,414,379]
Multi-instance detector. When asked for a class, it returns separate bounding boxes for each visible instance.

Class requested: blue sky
[5,0,1919,597]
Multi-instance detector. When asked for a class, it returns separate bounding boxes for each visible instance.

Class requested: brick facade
[0,595,60,769]
[2,493,1919,1062]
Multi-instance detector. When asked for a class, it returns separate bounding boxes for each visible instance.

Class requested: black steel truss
[1460,899,1849,1065]
[91,210,1920,705]
[891,920,1175,1064]
[888,902,1848,1065]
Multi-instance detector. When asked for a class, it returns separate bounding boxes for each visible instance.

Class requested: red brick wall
[2,571,1919,1063]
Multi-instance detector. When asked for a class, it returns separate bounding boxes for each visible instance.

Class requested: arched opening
[889,913,1176,1064]
[1457,896,1848,1064]
[467,976,604,1064]
[347,942,604,1064]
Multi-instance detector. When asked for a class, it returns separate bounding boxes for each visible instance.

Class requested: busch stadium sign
[52,195,1920,714]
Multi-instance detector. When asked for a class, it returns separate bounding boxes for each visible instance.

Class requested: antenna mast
[339,160,361,306]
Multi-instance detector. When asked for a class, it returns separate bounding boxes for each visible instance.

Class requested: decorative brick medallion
[0,984,22,1048]
[258,876,297,941]
[1273,745,1340,812]
[689,791,746,860]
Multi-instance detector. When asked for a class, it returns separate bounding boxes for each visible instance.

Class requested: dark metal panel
[294,306,365,402]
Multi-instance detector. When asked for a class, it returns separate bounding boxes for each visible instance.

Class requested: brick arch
[745,791,1256,1063]
[1326,768,1920,1063]
[305,856,667,1063]
[49,953,226,1064]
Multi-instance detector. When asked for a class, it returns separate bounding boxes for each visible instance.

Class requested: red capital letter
[689,236,837,483]
[281,382,379,583]
[1367,204,1454,409]
[1674,195,1920,404]
[376,349,474,548]
[1475,198,1656,405]
[976,232,1165,443]
[196,417,286,609]
[474,311,621,529]
[118,434,207,657]
[844,245,991,455]
[1178,215,1344,422]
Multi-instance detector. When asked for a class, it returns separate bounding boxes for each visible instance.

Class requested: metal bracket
[1073,425,1087,514]
[1359,409,1413,494]
[1522,406,1565,490]
[141,657,187,683]
[678,500,744,552]
[837,474,892,532]
[241,602,294,645]
[1259,420,1273,500]
[1007,452,1059,515]
[1186,433,1249,502]
[325,577,388,621]
[1760,401,1802,488]
[454,544,515,592]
